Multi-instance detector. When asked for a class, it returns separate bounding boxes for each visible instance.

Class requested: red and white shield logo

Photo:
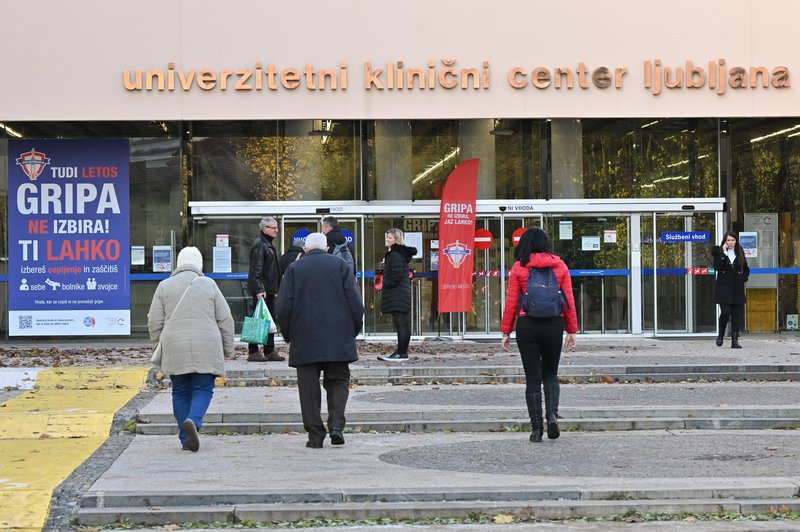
[16,148,51,180]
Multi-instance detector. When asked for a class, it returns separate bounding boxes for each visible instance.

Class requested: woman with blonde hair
[378,228,417,362]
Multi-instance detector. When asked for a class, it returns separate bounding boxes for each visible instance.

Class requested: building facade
[1,0,799,339]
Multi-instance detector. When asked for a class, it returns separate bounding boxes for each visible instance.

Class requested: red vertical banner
[437,158,480,312]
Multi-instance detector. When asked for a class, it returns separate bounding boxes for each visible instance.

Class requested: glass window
[730,117,800,331]
[368,119,542,201]
[192,120,360,201]
[581,118,719,199]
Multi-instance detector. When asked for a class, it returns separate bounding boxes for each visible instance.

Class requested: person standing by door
[378,228,417,362]
[247,216,285,362]
[711,231,749,349]
[500,227,577,443]
[322,216,347,251]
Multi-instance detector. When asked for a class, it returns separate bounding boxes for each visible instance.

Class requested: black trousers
[516,316,564,394]
[248,294,276,354]
[718,303,743,337]
[296,362,351,443]
[392,312,411,355]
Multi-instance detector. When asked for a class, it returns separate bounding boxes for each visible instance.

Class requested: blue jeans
[170,373,216,445]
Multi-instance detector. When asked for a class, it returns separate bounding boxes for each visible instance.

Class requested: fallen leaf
[601,375,614,384]
[494,514,514,524]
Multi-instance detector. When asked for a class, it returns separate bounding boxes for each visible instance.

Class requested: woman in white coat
[148,247,234,452]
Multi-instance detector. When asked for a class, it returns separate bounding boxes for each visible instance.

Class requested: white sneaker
[378,353,408,362]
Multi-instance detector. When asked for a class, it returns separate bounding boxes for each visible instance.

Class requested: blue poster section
[8,139,130,336]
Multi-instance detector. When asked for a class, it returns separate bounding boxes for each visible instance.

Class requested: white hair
[304,232,328,251]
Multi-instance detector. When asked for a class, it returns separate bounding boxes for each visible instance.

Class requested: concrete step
[204,364,800,386]
[75,485,800,526]
[136,416,800,435]
[138,405,800,425]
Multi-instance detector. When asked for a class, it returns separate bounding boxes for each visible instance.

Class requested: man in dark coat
[276,232,364,448]
[322,215,347,252]
[247,216,285,362]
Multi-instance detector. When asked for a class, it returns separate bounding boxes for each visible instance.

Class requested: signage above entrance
[660,231,711,243]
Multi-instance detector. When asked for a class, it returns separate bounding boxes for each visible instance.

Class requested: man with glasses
[246,216,285,362]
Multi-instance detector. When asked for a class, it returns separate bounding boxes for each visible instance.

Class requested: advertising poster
[437,159,479,312]
[739,231,758,258]
[8,139,130,335]
[152,246,173,272]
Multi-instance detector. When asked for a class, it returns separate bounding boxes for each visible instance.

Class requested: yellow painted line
[0,366,148,531]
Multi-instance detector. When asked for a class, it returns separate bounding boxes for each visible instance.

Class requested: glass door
[363,215,449,338]
[191,216,264,333]
[642,213,717,334]
[482,215,543,337]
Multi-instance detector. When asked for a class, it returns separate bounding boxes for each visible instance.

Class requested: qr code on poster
[18,315,33,329]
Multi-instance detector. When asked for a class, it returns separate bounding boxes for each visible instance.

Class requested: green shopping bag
[241,298,271,344]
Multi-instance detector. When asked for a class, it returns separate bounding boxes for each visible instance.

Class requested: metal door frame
[190,198,725,338]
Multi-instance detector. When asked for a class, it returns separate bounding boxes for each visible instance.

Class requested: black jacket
[380,243,417,314]
[325,226,347,252]
[711,245,749,305]
[279,245,304,276]
[247,233,280,295]
[276,249,364,368]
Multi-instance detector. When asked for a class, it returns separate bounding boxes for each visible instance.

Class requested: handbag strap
[161,276,201,336]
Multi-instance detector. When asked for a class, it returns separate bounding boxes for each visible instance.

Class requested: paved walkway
[4,335,800,530]
[0,367,148,531]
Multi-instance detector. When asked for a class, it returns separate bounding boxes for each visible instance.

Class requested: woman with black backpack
[500,227,578,443]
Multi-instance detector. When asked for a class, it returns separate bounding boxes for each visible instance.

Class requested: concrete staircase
[78,484,800,525]
[210,364,800,386]
[76,359,800,527]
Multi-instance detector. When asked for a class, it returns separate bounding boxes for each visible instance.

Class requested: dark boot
[716,317,727,347]
[731,333,742,349]
[525,391,543,442]
[543,379,561,440]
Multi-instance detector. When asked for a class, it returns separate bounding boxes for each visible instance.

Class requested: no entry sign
[512,227,526,247]
[474,228,493,250]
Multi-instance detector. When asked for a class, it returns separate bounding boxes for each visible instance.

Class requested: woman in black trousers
[711,231,749,348]
[500,228,578,442]
[378,228,417,362]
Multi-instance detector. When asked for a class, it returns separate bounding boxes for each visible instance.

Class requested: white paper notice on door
[559,221,573,240]
[213,246,232,273]
[582,236,601,251]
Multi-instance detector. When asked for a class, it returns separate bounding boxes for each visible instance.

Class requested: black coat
[380,244,417,314]
[711,245,749,305]
[279,245,304,276]
[325,226,348,252]
[247,233,280,295]
[275,249,364,368]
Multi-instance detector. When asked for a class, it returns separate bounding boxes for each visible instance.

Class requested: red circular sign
[474,228,493,250]
[512,227,526,247]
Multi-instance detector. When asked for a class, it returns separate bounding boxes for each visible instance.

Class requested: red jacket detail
[500,252,578,335]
